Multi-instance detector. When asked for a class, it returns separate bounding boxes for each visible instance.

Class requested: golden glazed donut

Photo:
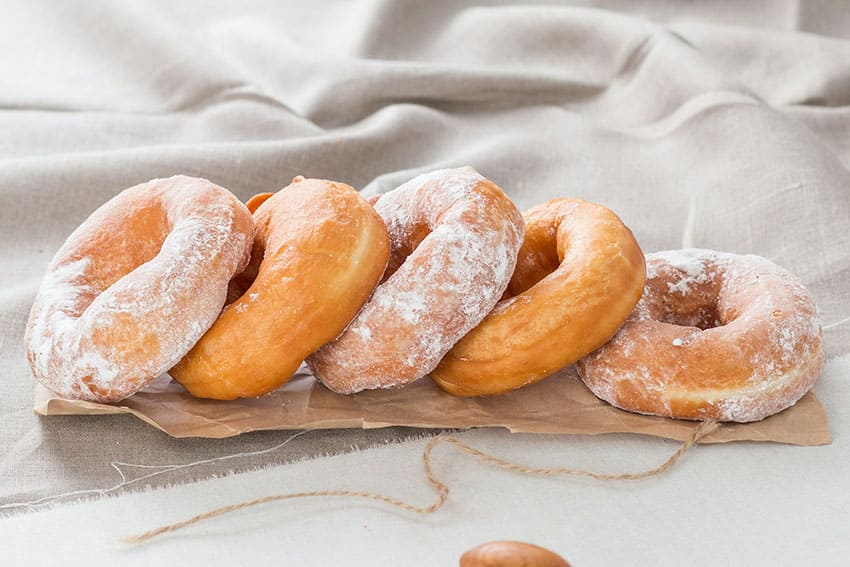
[431,198,646,396]
[25,176,253,402]
[307,166,524,394]
[170,177,390,400]
[577,249,824,422]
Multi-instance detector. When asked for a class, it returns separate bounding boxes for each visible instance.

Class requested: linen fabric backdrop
[1,0,849,505]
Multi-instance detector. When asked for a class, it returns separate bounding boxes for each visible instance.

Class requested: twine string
[125,420,719,545]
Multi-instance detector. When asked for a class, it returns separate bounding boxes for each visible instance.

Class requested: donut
[431,198,646,397]
[307,166,524,394]
[577,249,824,422]
[170,177,390,400]
[24,175,253,402]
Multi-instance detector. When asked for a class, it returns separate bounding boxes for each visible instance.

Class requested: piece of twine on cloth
[125,420,719,545]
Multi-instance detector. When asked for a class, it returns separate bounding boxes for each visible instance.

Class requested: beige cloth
[1,0,849,505]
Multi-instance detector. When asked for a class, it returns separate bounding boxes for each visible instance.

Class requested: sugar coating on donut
[578,248,824,422]
[308,167,524,393]
[648,250,711,295]
[25,176,252,402]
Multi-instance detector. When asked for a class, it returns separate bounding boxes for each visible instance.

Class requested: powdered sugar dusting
[579,248,824,422]
[308,167,524,393]
[24,176,253,402]
[26,257,122,398]
[652,249,710,295]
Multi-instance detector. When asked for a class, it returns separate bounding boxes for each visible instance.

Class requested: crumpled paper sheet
[34,366,831,446]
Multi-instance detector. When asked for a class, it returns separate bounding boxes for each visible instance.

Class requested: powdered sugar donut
[25,176,253,402]
[577,249,824,422]
[307,167,524,394]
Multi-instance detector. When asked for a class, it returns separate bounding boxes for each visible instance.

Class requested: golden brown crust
[170,177,390,400]
[577,249,824,422]
[432,198,646,397]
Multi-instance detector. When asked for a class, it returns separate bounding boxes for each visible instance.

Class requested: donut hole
[226,240,264,304]
[504,224,561,297]
[78,204,170,298]
[657,302,724,330]
[646,274,729,330]
[381,221,432,282]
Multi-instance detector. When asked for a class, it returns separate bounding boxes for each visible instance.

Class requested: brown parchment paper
[34,366,831,446]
